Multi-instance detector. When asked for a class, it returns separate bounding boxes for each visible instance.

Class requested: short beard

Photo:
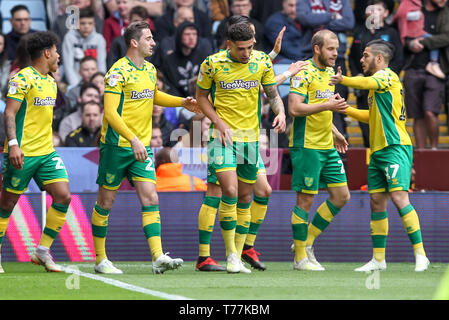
[318,54,330,68]
[363,60,376,76]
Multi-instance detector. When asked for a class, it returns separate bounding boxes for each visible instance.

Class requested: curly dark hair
[26,31,59,61]
[227,22,254,42]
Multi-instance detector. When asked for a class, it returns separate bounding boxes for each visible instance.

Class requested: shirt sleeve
[104,66,125,94]
[196,57,214,90]
[289,68,310,97]
[6,72,29,103]
[371,69,394,92]
[261,53,277,86]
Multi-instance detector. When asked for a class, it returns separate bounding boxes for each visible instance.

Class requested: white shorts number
[52,157,65,170]
[385,164,399,180]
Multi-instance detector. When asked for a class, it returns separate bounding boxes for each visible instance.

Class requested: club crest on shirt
[108,74,120,87]
[8,82,18,95]
[304,177,314,187]
[249,62,258,74]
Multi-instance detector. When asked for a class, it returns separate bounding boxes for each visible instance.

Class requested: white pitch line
[63,266,193,300]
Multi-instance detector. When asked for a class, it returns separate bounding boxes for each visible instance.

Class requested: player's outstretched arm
[329,67,379,90]
[196,86,232,146]
[264,84,286,133]
[274,61,308,87]
[4,98,24,169]
[154,88,201,114]
[344,106,370,124]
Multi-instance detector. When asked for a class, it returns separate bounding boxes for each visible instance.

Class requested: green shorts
[207,138,259,185]
[290,147,347,194]
[207,150,265,185]
[2,151,69,194]
[368,145,413,194]
[96,143,156,190]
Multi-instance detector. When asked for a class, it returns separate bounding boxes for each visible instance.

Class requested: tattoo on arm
[4,115,17,141]
[264,85,284,115]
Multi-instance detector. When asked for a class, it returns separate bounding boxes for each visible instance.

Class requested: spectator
[0,34,11,100]
[8,34,31,79]
[103,0,132,53]
[210,0,230,22]
[394,0,445,79]
[353,0,396,27]
[264,0,305,62]
[402,0,449,149]
[250,0,283,25]
[296,0,355,139]
[133,0,164,17]
[107,5,155,69]
[65,56,99,111]
[153,104,177,146]
[164,0,208,13]
[154,0,212,43]
[59,82,101,143]
[62,7,107,87]
[349,0,404,147]
[51,67,70,133]
[65,101,103,147]
[51,0,104,58]
[150,123,164,148]
[90,71,105,99]
[155,147,207,191]
[5,5,36,61]
[160,21,213,98]
[176,113,210,147]
[215,0,265,50]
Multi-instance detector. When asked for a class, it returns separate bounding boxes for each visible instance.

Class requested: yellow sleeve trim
[341,76,379,90]
[154,88,183,107]
[103,92,136,142]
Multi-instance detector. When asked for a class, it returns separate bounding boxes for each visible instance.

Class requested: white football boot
[94,258,123,274]
[354,258,387,272]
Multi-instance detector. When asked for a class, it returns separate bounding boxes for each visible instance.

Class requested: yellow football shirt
[367,68,411,153]
[101,56,157,148]
[197,49,276,142]
[289,59,335,149]
[5,66,56,156]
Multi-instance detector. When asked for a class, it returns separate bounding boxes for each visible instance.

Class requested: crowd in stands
[1,0,449,159]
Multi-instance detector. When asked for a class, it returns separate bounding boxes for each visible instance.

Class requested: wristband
[8,139,18,147]
[268,50,278,60]
[282,71,292,78]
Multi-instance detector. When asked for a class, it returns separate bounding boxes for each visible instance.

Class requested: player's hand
[182,96,202,114]
[9,145,24,170]
[333,130,349,154]
[273,26,286,55]
[329,66,343,86]
[214,119,233,147]
[288,60,308,76]
[327,93,347,112]
[130,136,148,162]
[272,112,286,133]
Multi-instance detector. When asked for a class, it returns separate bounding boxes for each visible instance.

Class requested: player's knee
[221,184,238,198]
[255,183,272,198]
[390,192,409,210]
[53,192,71,206]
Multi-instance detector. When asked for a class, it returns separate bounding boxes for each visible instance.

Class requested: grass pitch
[0,261,446,300]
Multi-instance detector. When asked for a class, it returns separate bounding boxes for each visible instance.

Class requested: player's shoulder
[11,66,33,82]
[251,50,270,62]
[107,57,128,75]
[206,50,228,64]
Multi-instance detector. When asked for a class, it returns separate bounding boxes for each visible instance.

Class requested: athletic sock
[142,205,163,260]
[291,206,309,262]
[198,196,220,257]
[39,203,69,249]
[371,211,388,262]
[245,196,269,247]
[307,199,341,247]
[235,202,251,256]
[398,204,426,257]
[0,208,13,253]
[218,195,237,257]
[91,204,110,264]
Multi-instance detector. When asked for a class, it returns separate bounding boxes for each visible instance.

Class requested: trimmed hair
[80,82,100,97]
[366,39,395,63]
[311,29,338,49]
[228,15,251,27]
[79,7,95,19]
[80,100,101,113]
[124,21,151,48]
[367,0,389,10]
[227,22,254,42]
[26,31,59,61]
[130,5,150,20]
[80,55,97,66]
[11,4,29,16]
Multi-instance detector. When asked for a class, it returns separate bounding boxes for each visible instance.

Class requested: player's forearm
[197,95,221,125]
[104,93,136,141]
[341,76,379,90]
[4,113,17,141]
[264,85,285,115]
[154,89,183,107]
[288,96,330,117]
[345,106,370,123]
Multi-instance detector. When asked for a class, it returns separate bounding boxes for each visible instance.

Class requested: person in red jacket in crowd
[103,0,132,53]
[155,147,207,192]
